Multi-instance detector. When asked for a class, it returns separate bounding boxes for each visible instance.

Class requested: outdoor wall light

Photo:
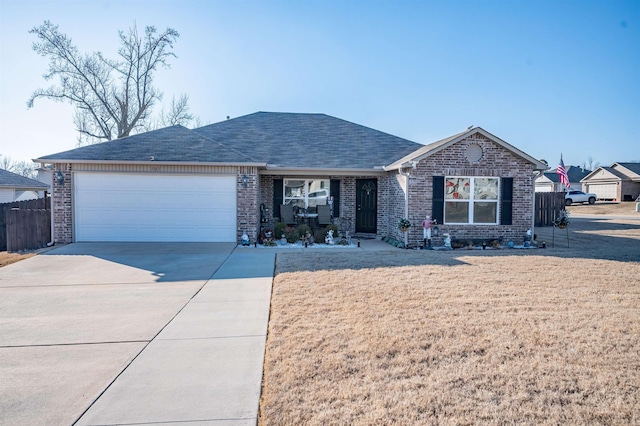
[55,170,64,185]
[242,174,248,188]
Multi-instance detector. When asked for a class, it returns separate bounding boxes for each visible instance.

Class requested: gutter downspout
[533,171,543,235]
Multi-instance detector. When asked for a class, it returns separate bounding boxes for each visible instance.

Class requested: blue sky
[1,0,638,169]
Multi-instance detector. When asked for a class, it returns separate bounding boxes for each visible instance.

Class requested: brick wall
[396,132,536,247]
[621,180,640,201]
[52,164,73,244]
[385,172,408,241]
[237,167,259,243]
[340,177,356,234]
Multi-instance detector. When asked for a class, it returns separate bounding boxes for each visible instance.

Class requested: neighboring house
[535,166,591,192]
[34,112,547,246]
[580,162,640,202]
[0,168,49,203]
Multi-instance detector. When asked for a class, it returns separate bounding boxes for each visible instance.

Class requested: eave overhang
[33,158,268,168]
[384,127,548,172]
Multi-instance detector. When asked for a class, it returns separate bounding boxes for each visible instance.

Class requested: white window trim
[284,178,329,208]
[445,176,500,225]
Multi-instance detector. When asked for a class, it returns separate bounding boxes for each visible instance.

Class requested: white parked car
[565,190,597,206]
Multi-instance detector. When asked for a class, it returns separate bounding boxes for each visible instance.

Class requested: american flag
[557,155,570,189]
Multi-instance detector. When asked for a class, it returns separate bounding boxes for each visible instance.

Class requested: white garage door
[587,183,617,200]
[74,173,237,242]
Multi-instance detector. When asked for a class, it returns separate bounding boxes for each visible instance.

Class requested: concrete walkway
[76,248,275,425]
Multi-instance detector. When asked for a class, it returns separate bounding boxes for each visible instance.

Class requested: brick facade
[52,164,73,244]
[236,167,259,242]
[620,180,640,202]
[398,133,535,246]
[48,132,538,245]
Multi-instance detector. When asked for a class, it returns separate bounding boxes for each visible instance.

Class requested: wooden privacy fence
[1,198,51,252]
[535,192,565,227]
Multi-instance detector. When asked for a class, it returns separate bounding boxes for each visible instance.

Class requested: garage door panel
[587,183,617,200]
[74,173,237,242]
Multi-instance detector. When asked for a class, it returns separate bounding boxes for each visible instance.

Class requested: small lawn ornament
[326,229,334,245]
[422,215,436,250]
[524,228,532,248]
[263,230,277,247]
[241,231,250,246]
[443,233,452,249]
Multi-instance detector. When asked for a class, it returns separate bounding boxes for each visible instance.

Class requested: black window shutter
[432,176,445,224]
[273,179,283,219]
[330,179,340,217]
[501,177,513,225]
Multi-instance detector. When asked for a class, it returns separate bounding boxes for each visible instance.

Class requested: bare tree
[148,94,195,129]
[0,156,38,179]
[581,156,600,171]
[28,21,194,144]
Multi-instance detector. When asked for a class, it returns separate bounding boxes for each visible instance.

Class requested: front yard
[259,216,640,424]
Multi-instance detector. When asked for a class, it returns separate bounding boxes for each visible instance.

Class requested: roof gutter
[0,185,49,190]
[33,159,268,168]
[263,166,389,176]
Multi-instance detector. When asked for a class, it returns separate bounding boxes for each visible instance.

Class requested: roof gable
[385,127,547,171]
[613,162,640,179]
[0,168,49,189]
[194,112,422,170]
[581,166,629,182]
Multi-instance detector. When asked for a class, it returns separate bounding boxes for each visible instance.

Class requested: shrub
[274,222,287,240]
[298,224,312,237]
[284,227,300,243]
[314,229,325,244]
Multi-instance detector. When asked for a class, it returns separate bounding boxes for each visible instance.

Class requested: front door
[356,178,377,233]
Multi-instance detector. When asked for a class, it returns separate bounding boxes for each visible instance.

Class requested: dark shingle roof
[617,162,640,176]
[37,125,260,164]
[194,112,422,169]
[36,113,422,169]
[0,168,49,189]
[544,166,591,183]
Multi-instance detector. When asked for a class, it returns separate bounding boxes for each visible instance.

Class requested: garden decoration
[263,230,276,247]
[398,218,411,233]
[326,229,334,245]
[241,231,250,246]
[552,210,570,248]
[443,233,452,250]
[398,218,411,249]
[422,215,436,250]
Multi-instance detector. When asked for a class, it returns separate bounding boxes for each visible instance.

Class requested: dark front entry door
[356,178,377,233]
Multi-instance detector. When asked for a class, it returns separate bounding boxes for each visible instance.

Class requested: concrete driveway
[0,243,275,425]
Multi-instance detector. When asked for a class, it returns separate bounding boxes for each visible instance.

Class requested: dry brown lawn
[0,251,34,267]
[259,215,640,425]
[567,201,638,216]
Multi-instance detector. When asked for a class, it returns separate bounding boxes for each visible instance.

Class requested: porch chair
[317,204,332,226]
[280,204,297,226]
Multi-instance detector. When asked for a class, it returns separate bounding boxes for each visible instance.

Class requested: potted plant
[398,218,411,233]
[554,210,570,229]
